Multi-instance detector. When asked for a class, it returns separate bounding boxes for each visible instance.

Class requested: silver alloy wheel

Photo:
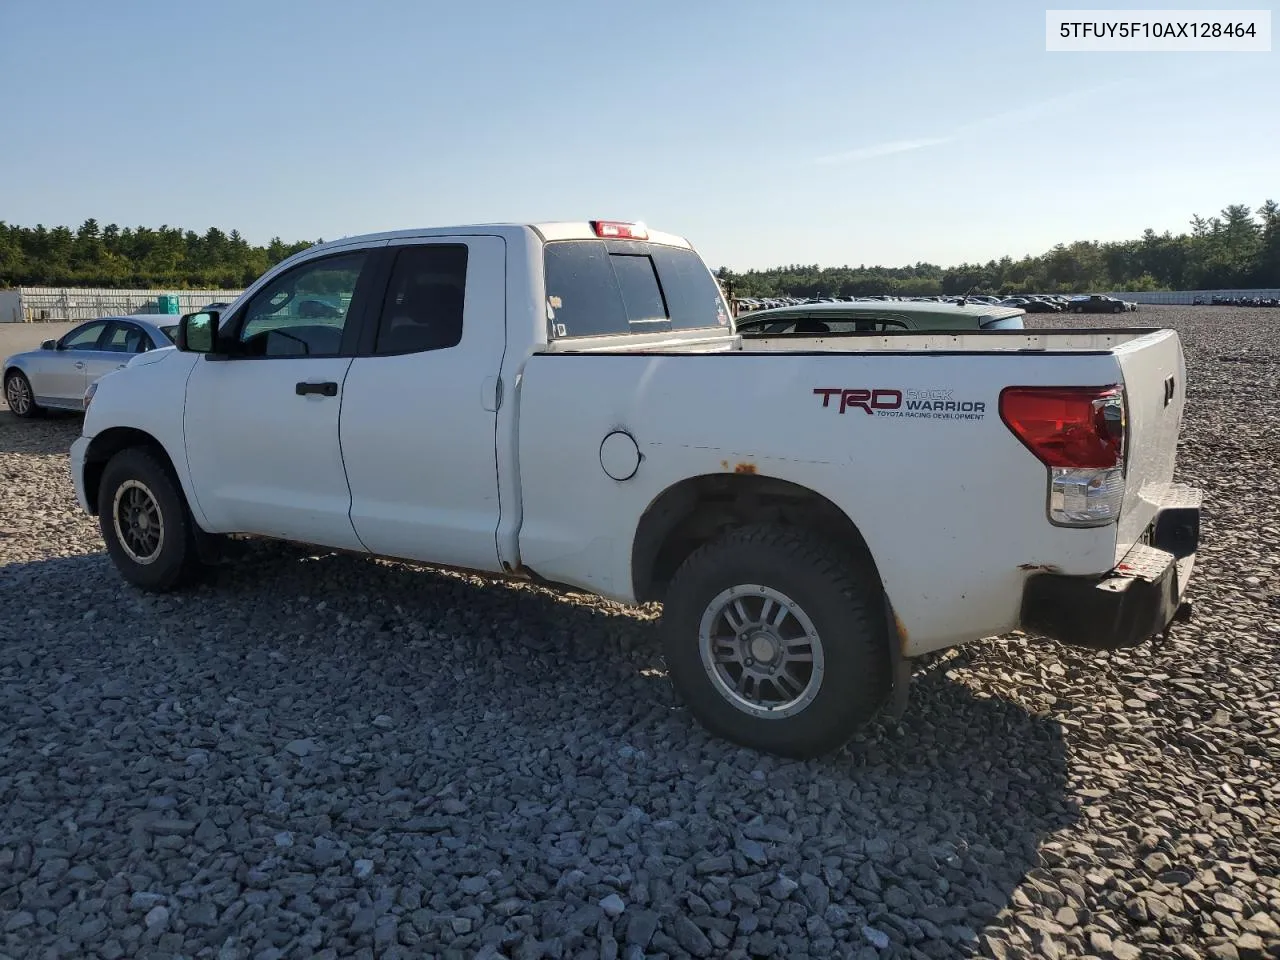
[5,373,31,416]
[112,479,165,565]
[698,583,825,719]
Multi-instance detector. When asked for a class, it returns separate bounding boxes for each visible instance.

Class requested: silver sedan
[3,314,180,418]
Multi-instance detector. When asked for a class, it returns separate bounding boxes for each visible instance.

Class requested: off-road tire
[661,523,891,759]
[97,447,205,591]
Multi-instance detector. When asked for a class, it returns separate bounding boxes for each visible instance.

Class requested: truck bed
[515,325,1189,656]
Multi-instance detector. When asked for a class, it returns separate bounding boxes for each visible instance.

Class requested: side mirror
[40,339,56,350]
[176,311,220,353]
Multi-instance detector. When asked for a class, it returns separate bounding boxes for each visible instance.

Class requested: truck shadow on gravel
[3,547,1075,958]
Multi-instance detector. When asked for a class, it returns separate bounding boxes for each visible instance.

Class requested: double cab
[69,220,1202,757]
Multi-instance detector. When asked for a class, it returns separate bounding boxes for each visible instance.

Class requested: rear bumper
[1019,484,1202,650]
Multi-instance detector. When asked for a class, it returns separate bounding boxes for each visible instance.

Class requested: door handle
[75,361,86,369]
[296,381,338,397]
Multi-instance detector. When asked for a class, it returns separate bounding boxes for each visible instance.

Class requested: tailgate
[1114,329,1189,562]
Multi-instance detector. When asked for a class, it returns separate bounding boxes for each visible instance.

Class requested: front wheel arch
[83,428,184,517]
[96,445,209,591]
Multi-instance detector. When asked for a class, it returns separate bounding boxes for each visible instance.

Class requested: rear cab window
[543,239,730,340]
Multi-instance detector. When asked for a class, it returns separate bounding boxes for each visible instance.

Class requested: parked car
[3,314,179,418]
[69,219,1201,758]
[999,297,1058,314]
[1028,296,1065,312]
[1209,295,1278,307]
[1068,295,1132,314]
[734,300,1026,335]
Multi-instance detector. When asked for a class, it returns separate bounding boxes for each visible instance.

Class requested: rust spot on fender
[733,462,757,474]
[1018,563,1062,574]
[893,612,909,653]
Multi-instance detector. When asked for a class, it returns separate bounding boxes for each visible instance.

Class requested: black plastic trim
[1019,503,1200,651]
[1020,562,1180,650]
[1151,505,1200,560]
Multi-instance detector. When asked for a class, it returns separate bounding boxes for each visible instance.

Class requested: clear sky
[3,0,1277,270]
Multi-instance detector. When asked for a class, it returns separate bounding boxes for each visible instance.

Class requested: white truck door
[340,235,506,572]
[182,248,379,550]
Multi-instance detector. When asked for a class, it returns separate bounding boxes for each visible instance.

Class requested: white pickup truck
[69,220,1202,758]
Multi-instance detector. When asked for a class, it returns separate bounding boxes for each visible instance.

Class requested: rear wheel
[4,370,41,418]
[97,447,205,591]
[661,523,891,758]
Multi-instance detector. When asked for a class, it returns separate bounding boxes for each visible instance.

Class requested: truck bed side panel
[515,350,1125,656]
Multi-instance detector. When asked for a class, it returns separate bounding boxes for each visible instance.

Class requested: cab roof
[297,221,693,256]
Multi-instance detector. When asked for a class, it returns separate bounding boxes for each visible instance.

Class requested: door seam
[337,357,373,553]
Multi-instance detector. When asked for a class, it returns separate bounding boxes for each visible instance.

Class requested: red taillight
[999,385,1126,468]
[591,220,649,240]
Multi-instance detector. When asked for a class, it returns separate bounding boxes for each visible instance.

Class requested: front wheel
[661,523,891,758]
[97,447,205,591]
[4,370,42,418]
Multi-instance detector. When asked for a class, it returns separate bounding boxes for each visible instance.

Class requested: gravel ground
[1,305,1278,960]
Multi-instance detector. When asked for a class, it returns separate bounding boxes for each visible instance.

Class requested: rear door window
[372,244,469,355]
[544,239,729,339]
[101,321,149,353]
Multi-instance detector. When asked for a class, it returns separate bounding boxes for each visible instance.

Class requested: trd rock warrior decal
[814,387,988,420]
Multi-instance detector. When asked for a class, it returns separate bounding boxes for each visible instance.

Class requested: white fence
[1103,288,1280,305]
[0,287,244,323]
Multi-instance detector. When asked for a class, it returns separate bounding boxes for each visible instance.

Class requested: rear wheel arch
[631,472,887,604]
[663,521,897,756]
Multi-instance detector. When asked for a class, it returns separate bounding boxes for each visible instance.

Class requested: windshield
[544,239,730,339]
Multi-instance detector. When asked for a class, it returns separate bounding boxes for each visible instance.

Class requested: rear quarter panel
[516,349,1127,656]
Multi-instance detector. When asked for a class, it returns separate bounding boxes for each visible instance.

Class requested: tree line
[717,200,1280,298]
[2,201,1278,296]
[0,220,320,289]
